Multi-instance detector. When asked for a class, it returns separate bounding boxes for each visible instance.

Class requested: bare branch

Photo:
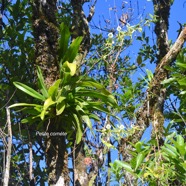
[3,107,12,186]
[29,142,35,186]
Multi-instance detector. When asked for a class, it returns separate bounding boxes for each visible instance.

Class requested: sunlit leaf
[178,78,186,86]
[162,144,178,158]
[89,113,100,121]
[135,142,143,153]
[101,139,116,149]
[56,96,66,115]
[146,69,153,81]
[161,77,175,85]
[176,135,185,156]
[48,79,61,100]
[63,61,77,76]
[115,160,133,173]
[40,97,55,120]
[176,62,186,69]
[36,66,48,98]
[62,36,83,63]
[135,153,145,170]
[9,103,42,108]
[82,115,92,129]
[14,82,45,101]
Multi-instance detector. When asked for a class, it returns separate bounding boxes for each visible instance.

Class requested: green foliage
[59,23,83,70]
[109,47,186,184]
[162,48,186,134]
[10,67,117,144]
[111,131,186,185]
[110,161,125,183]
[9,24,118,144]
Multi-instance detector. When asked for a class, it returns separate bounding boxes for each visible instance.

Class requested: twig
[0,89,17,110]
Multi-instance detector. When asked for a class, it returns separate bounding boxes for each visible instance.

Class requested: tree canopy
[0,0,186,185]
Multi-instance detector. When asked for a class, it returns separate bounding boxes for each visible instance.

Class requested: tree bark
[30,1,69,185]
[150,0,171,141]
[73,142,89,186]
[70,1,96,185]
[31,0,59,86]
[70,0,95,68]
[46,121,69,185]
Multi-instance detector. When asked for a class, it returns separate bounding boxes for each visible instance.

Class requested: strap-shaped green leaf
[176,62,186,69]
[135,153,145,170]
[77,78,111,95]
[59,23,71,60]
[89,113,100,121]
[9,103,42,108]
[114,160,134,173]
[62,36,83,63]
[48,79,61,100]
[72,113,83,144]
[21,116,40,124]
[40,97,55,120]
[75,90,117,106]
[162,144,178,158]
[178,77,186,86]
[56,96,66,115]
[176,135,185,156]
[36,66,48,98]
[82,115,92,129]
[14,81,45,101]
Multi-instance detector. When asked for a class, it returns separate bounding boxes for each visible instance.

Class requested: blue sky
[87,0,186,39]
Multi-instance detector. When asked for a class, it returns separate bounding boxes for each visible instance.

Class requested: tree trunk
[70,0,93,68]
[46,119,69,185]
[70,1,95,185]
[31,0,59,86]
[73,142,89,186]
[30,1,69,185]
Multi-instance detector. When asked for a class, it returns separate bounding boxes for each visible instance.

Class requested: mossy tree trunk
[30,0,69,185]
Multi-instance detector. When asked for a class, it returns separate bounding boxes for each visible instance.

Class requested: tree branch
[120,27,186,161]
[3,107,12,186]
[71,0,96,67]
